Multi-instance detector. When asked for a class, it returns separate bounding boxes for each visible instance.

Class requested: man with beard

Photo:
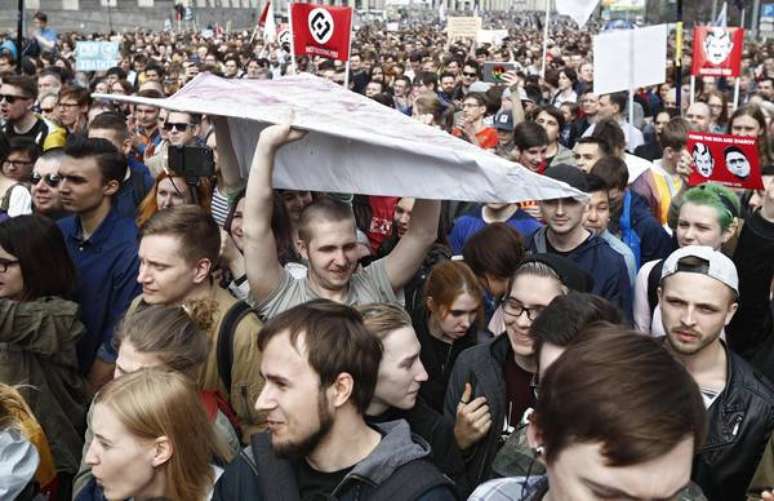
[212,300,457,500]
[659,246,774,500]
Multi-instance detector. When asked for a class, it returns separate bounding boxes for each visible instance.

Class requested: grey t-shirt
[248,257,399,319]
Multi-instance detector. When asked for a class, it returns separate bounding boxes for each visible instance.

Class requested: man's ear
[192,258,212,284]
[103,178,121,197]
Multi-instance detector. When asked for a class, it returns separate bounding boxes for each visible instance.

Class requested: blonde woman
[84,368,223,501]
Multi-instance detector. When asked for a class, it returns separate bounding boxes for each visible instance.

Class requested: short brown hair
[462,222,524,280]
[257,300,382,415]
[590,156,629,191]
[59,85,91,107]
[660,117,690,151]
[534,326,706,466]
[297,197,356,244]
[357,303,412,341]
[2,74,37,99]
[140,205,220,266]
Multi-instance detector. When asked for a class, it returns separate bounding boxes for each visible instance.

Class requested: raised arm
[384,198,441,291]
[213,116,244,197]
[244,123,306,304]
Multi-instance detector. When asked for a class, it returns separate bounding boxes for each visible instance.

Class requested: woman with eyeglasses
[136,170,212,227]
[0,214,90,498]
[0,138,40,219]
[443,254,589,488]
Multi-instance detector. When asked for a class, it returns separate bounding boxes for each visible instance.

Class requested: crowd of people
[0,7,774,501]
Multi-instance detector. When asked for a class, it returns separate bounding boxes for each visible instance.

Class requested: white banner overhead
[555,0,599,28]
[98,74,584,203]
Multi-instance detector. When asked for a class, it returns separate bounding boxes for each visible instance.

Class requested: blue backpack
[619,190,642,269]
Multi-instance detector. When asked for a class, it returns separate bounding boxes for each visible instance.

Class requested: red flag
[691,27,744,78]
[290,3,352,62]
[258,1,271,28]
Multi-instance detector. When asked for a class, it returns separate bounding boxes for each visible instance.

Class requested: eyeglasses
[163,122,190,132]
[0,259,19,273]
[31,172,61,188]
[502,298,545,321]
[41,107,56,113]
[462,72,478,78]
[3,158,33,168]
[58,102,81,108]
[0,94,31,104]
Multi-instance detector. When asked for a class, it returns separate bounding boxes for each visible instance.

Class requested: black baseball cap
[544,164,590,193]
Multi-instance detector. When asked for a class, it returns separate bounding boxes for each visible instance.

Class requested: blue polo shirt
[58,207,141,372]
[114,158,154,219]
[448,205,543,255]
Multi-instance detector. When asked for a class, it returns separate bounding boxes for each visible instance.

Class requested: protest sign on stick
[290,3,352,62]
[74,41,119,71]
[686,131,764,190]
[98,74,585,204]
[446,17,481,41]
[691,27,744,78]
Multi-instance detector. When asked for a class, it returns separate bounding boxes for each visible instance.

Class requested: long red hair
[136,171,213,227]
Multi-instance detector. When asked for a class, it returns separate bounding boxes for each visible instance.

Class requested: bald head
[686,102,711,132]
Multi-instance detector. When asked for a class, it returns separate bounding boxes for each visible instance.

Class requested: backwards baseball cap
[522,253,594,293]
[493,111,514,132]
[544,164,590,193]
[660,245,739,296]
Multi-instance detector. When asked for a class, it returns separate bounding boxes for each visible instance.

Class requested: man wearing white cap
[658,245,774,501]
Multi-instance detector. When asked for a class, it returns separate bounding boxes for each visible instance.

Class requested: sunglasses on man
[0,94,31,104]
[31,172,61,188]
[163,122,191,132]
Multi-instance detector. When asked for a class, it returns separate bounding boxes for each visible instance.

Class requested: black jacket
[367,399,471,496]
[692,346,774,501]
[443,334,512,488]
[211,420,458,501]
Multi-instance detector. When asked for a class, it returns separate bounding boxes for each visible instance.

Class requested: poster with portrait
[691,26,744,77]
[686,132,764,190]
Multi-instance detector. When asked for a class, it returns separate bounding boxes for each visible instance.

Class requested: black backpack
[215,301,254,392]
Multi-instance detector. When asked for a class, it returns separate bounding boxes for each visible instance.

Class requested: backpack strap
[216,301,253,393]
[647,260,665,316]
[368,459,459,501]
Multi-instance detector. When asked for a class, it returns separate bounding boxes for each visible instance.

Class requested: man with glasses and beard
[213,300,458,500]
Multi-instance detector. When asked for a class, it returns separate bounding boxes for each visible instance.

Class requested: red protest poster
[687,132,764,190]
[691,27,744,77]
[290,3,352,62]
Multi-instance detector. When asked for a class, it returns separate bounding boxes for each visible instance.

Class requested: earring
[533,445,545,457]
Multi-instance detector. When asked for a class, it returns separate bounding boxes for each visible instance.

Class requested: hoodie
[0,428,39,500]
[212,420,457,501]
[530,229,632,317]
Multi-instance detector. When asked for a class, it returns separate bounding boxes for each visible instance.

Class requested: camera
[167,145,215,178]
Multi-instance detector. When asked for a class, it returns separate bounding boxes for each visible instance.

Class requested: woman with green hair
[633,182,740,336]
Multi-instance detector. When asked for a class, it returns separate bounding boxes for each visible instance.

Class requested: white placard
[100,0,117,6]
[25,0,40,9]
[593,24,668,95]
[62,0,79,10]
[97,74,585,203]
[138,0,154,6]
[476,29,508,45]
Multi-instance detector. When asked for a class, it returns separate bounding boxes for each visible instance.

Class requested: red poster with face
[691,27,744,77]
[686,132,764,190]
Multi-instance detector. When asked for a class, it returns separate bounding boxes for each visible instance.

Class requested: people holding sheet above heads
[470,326,707,501]
[242,120,441,319]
